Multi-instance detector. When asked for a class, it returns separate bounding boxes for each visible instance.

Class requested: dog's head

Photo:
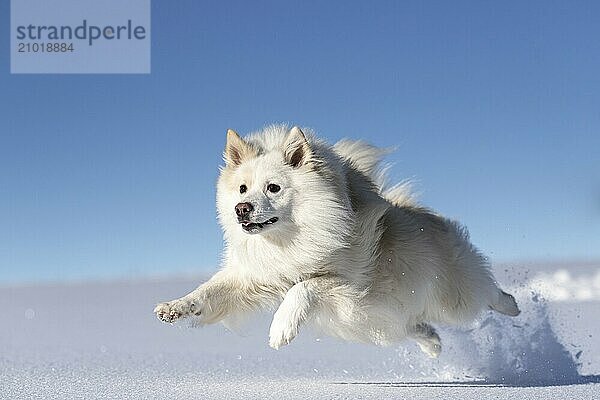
[216,126,316,238]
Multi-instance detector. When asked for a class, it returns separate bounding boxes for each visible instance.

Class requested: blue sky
[1,1,599,283]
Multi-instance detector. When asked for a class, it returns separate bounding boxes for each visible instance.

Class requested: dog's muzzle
[240,217,279,233]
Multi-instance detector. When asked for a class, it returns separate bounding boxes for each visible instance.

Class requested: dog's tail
[380,181,417,207]
[489,290,520,316]
[333,139,416,207]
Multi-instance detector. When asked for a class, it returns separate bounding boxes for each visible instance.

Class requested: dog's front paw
[268,308,299,350]
[154,298,201,323]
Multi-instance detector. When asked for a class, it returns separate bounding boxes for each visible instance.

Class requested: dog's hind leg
[409,323,442,358]
[489,290,520,316]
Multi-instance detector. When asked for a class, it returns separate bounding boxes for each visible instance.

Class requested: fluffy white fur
[154,124,520,357]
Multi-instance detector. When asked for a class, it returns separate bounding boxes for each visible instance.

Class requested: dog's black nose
[235,202,254,220]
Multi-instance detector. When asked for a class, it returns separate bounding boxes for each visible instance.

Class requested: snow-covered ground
[1,262,599,399]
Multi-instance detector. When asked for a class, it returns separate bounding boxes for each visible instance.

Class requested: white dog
[154,124,519,357]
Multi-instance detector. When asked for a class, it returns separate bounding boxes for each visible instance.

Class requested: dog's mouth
[240,217,279,233]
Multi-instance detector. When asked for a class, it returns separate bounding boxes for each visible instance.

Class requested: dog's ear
[224,129,254,167]
[283,126,312,168]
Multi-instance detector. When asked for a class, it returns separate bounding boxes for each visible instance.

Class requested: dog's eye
[267,184,280,193]
[239,184,247,194]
